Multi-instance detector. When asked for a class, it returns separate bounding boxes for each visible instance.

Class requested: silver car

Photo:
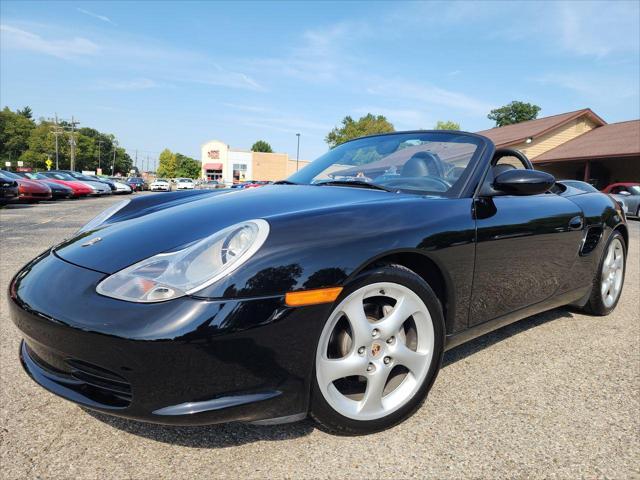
[607,184,640,218]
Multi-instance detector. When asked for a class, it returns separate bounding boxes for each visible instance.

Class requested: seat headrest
[402,152,440,177]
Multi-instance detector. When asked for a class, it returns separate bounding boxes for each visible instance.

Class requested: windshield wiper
[315,180,395,192]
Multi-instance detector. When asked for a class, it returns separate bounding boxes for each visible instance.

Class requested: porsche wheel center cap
[370,342,383,357]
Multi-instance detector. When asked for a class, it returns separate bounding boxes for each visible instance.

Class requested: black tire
[310,264,445,435]
[582,231,626,316]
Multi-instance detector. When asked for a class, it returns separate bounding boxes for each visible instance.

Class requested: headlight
[96,219,269,303]
[77,199,130,234]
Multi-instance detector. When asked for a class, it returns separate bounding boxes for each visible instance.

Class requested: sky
[1,1,639,168]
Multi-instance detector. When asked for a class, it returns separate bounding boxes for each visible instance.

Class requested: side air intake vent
[581,226,603,256]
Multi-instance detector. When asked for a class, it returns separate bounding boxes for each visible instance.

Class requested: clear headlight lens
[77,199,130,234]
[96,219,269,303]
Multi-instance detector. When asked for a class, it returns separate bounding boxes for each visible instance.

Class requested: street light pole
[296,133,301,171]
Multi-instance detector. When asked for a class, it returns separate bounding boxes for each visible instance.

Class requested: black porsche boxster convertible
[9,131,628,435]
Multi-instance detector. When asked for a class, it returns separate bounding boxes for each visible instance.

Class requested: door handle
[568,216,584,230]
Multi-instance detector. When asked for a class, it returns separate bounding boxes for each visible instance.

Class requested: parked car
[243,181,273,189]
[602,183,640,218]
[105,177,133,194]
[86,175,118,193]
[13,172,74,199]
[175,178,196,190]
[0,169,52,203]
[150,179,171,192]
[199,180,223,190]
[0,171,19,205]
[230,181,254,189]
[8,131,628,435]
[39,172,95,198]
[559,180,599,193]
[126,177,148,192]
[48,170,112,195]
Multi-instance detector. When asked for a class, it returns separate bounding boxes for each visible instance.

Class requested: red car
[243,181,272,189]
[39,172,94,198]
[601,182,640,193]
[0,170,52,203]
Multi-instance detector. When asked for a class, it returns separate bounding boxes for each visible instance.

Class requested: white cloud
[222,103,270,113]
[187,68,263,91]
[534,72,638,101]
[0,24,98,59]
[77,8,116,26]
[246,21,370,84]
[555,1,640,57]
[96,78,163,90]
[353,106,432,130]
[366,78,494,116]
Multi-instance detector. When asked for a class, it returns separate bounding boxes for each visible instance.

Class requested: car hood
[18,178,50,192]
[42,180,71,191]
[82,180,109,190]
[55,185,408,274]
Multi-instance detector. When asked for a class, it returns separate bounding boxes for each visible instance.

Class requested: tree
[0,106,132,173]
[434,120,460,131]
[174,153,201,178]
[325,113,395,148]
[251,140,273,153]
[156,148,178,178]
[22,121,56,170]
[17,106,33,119]
[0,107,36,161]
[487,101,541,127]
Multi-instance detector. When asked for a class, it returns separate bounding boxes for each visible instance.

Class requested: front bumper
[19,191,52,202]
[9,251,331,425]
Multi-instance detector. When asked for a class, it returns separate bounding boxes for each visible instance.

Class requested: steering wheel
[381,175,452,192]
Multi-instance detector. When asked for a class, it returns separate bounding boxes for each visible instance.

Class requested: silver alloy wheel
[315,282,434,421]
[601,237,624,308]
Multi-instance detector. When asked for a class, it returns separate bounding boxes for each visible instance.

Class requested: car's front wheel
[583,231,626,315]
[310,264,444,435]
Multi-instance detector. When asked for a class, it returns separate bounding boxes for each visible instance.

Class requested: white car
[111,179,133,194]
[175,178,195,190]
[150,179,171,192]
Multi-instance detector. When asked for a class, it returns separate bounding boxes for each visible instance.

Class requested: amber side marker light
[285,287,343,307]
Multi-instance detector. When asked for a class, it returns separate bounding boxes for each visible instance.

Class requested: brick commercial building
[200,140,310,184]
[478,109,640,188]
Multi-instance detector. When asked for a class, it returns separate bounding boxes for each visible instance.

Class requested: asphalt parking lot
[1,195,638,479]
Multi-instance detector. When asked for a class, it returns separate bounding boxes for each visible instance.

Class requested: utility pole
[50,114,64,170]
[97,140,103,172]
[112,149,116,175]
[135,150,138,171]
[67,116,80,171]
[296,133,301,171]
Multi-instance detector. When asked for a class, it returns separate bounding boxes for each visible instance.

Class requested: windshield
[628,186,640,195]
[287,132,484,196]
[24,172,46,180]
[563,180,598,192]
[46,172,75,181]
[0,170,21,179]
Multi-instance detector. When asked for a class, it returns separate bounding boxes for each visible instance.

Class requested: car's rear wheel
[310,264,444,435]
[583,231,626,315]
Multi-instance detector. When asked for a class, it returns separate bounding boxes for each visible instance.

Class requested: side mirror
[493,169,555,196]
